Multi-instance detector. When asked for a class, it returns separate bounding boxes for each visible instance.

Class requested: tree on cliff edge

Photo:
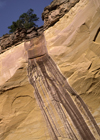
[8,8,39,33]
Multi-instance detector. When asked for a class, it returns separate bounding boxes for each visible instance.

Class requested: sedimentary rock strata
[0,26,44,53]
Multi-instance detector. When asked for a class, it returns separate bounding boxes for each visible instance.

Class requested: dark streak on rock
[25,33,100,139]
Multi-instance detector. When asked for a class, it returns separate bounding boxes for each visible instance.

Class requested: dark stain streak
[93,27,100,42]
[87,62,92,70]
[27,55,100,139]
[26,34,100,140]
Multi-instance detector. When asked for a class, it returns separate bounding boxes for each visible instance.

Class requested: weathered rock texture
[0,0,100,139]
[45,0,100,131]
[0,43,50,140]
[0,28,26,51]
[42,0,80,29]
[0,26,44,53]
[26,34,100,140]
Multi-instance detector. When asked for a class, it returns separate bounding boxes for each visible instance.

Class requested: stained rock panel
[0,0,100,139]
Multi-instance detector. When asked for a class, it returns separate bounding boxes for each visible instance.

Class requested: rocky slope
[0,0,100,139]
[42,0,80,29]
[0,26,43,53]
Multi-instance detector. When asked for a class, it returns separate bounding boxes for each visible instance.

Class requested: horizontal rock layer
[0,26,44,53]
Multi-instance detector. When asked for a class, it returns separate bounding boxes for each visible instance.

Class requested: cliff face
[0,43,50,140]
[45,0,100,95]
[0,0,100,140]
[45,0,100,102]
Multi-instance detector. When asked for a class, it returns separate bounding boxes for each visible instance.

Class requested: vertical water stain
[25,33,100,140]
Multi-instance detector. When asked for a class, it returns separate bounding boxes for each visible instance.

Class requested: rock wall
[0,0,100,139]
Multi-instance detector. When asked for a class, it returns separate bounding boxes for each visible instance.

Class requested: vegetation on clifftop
[8,8,39,33]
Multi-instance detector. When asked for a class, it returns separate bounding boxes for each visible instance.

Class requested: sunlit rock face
[0,42,50,140]
[45,0,100,127]
[0,0,100,139]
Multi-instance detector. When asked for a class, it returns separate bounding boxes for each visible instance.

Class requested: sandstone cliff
[0,0,100,140]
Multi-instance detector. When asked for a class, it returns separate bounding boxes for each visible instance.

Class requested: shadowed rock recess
[0,0,100,140]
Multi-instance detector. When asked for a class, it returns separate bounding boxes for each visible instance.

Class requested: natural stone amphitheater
[0,0,100,140]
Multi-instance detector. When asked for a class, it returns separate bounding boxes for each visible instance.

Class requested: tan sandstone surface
[0,0,100,139]
[45,0,100,126]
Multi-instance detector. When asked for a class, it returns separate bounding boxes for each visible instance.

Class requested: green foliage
[8,8,39,33]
